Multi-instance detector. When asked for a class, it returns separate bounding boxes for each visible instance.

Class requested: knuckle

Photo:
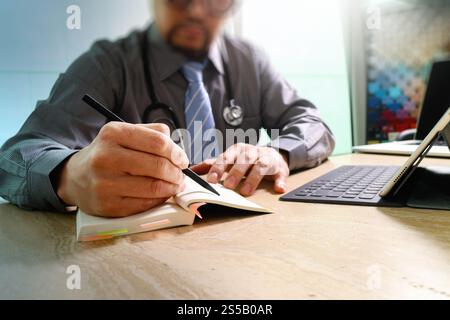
[154,157,169,174]
[102,122,137,142]
[221,153,235,165]
[149,180,164,196]
[153,133,170,152]
[241,152,255,165]
[153,123,170,135]
[119,123,135,140]
[215,154,227,166]
[255,157,272,175]
[255,156,270,168]
[98,122,120,141]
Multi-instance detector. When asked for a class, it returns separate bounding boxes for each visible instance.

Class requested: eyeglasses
[166,0,236,16]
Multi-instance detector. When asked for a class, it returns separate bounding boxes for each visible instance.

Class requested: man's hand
[191,143,289,196]
[56,123,189,217]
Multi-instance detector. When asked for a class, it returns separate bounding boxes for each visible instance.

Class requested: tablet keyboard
[280,165,402,206]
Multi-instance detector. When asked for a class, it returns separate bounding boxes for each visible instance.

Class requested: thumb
[273,173,288,194]
[190,158,216,175]
[190,162,212,175]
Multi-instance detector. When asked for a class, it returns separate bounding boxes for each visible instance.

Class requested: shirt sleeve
[255,47,336,171]
[0,40,124,212]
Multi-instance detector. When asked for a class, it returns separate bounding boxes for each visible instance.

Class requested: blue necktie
[181,61,217,164]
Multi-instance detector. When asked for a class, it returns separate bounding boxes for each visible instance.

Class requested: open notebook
[76,177,272,241]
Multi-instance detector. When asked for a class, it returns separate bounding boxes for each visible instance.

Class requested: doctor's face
[154,0,234,59]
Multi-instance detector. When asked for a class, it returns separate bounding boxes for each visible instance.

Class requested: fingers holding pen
[99,122,189,169]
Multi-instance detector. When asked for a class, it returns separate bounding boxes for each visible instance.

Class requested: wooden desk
[1,154,450,299]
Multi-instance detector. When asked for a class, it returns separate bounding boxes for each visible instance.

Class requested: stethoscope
[140,30,244,134]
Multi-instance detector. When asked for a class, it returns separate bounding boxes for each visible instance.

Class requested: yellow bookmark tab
[80,235,113,242]
[96,228,128,237]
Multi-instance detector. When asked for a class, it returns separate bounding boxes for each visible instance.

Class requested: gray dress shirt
[0,23,335,212]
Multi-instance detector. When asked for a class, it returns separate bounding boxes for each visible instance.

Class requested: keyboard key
[358,194,376,199]
[311,190,331,197]
[326,192,344,198]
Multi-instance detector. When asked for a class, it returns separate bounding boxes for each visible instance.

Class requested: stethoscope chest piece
[223,99,244,127]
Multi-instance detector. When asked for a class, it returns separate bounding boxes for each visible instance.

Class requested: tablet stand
[400,121,450,210]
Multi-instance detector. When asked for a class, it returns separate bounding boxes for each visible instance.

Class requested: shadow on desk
[377,206,450,251]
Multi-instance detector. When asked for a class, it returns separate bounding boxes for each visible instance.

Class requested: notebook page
[175,177,272,213]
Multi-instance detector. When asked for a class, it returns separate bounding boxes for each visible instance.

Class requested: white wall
[238,0,353,154]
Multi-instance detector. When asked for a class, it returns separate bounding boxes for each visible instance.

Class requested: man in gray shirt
[0,0,335,217]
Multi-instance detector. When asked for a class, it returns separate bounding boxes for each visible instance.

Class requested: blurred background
[0,0,449,154]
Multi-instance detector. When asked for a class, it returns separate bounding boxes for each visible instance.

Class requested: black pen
[82,94,220,196]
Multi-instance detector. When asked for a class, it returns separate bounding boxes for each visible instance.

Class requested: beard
[167,20,212,61]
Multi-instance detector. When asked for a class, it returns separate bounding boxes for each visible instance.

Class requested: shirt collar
[147,23,225,81]
[208,38,225,75]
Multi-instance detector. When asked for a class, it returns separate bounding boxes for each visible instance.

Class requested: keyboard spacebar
[311,190,344,197]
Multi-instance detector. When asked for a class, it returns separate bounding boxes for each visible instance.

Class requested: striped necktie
[181,61,217,164]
